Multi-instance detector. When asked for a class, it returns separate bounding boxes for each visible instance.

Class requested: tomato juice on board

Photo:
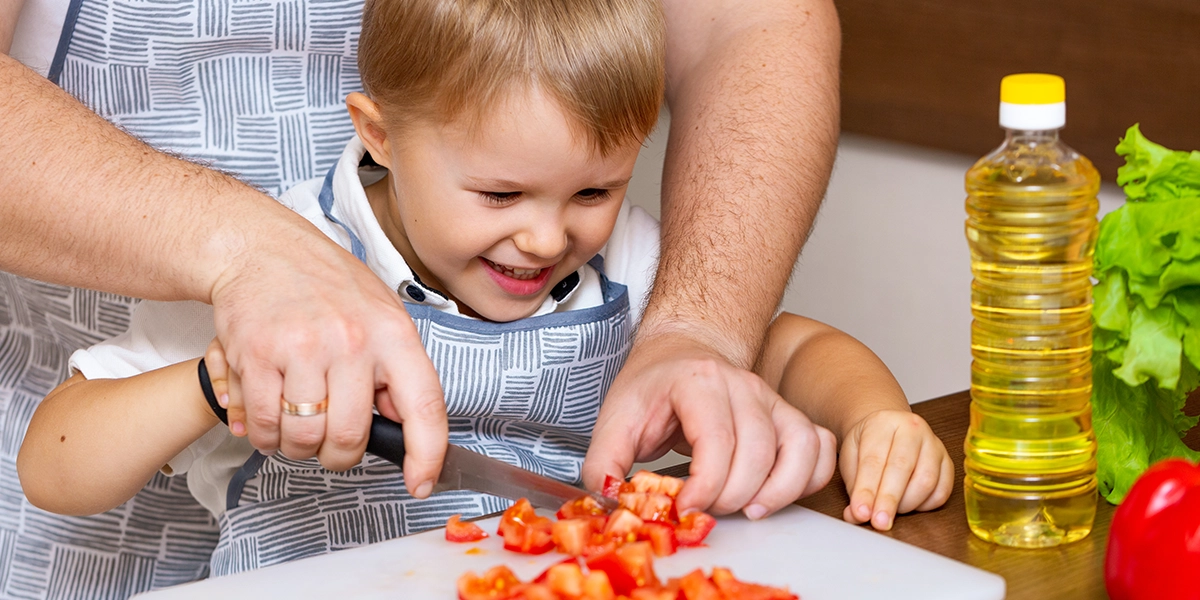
[963,74,1100,548]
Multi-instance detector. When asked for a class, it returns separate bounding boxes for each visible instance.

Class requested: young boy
[18,0,952,578]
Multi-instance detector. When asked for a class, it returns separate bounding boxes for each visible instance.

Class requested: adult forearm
[651,0,840,367]
[0,54,321,302]
[17,361,218,515]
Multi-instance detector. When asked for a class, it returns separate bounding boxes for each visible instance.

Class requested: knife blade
[198,359,616,512]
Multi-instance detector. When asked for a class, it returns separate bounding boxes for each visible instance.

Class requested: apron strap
[227,451,270,511]
[48,0,87,85]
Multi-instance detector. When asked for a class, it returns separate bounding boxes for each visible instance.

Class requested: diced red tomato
[585,542,655,596]
[602,508,644,539]
[629,471,665,494]
[583,570,615,600]
[557,496,609,520]
[601,475,624,499]
[636,521,678,557]
[657,476,683,499]
[630,587,676,600]
[508,583,557,600]
[615,542,657,591]
[552,518,598,557]
[675,511,717,547]
[457,565,521,600]
[499,499,555,554]
[542,562,586,598]
[446,514,489,543]
[710,567,798,600]
[678,569,722,600]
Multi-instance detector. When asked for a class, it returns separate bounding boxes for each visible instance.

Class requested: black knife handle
[366,414,407,468]
[197,359,408,469]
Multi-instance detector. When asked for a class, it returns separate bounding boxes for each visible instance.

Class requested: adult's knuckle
[327,426,368,450]
[288,428,325,449]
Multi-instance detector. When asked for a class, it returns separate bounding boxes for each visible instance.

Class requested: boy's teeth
[488,260,542,280]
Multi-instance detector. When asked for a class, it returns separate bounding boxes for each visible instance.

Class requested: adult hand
[583,331,837,518]
[207,231,447,498]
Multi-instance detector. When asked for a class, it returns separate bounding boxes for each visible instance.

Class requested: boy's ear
[346,92,393,166]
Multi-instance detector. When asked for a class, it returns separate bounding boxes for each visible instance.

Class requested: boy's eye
[480,191,520,204]
[575,188,611,204]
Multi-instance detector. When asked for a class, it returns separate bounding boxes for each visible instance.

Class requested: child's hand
[204,339,248,438]
[838,409,953,531]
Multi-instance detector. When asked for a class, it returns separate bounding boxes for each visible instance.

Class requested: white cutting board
[135,505,1005,599]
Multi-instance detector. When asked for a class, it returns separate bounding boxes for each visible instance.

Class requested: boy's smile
[353,87,644,322]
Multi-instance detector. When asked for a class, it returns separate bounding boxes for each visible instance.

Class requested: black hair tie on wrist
[197,358,229,424]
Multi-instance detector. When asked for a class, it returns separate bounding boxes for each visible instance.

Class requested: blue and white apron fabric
[0,0,365,597]
[210,240,632,574]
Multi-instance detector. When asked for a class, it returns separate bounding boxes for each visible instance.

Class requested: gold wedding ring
[281,398,328,417]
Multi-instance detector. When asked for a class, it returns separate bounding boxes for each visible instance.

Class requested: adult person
[0,0,838,594]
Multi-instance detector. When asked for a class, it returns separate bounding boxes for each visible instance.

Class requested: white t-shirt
[68,137,661,518]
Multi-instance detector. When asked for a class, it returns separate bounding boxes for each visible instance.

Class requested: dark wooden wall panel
[837,0,1200,179]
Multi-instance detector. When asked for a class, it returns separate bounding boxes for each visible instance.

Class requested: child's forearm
[758,313,909,441]
[17,358,219,515]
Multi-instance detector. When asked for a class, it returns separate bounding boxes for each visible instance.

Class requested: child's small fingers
[845,427,896,524]
[869,429,923,530]
[897,440,943,514]
[225,368,248,437]
[204,339,230,378]
[914,453,955,512]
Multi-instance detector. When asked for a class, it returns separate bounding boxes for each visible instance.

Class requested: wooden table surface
[662,390,1120,600]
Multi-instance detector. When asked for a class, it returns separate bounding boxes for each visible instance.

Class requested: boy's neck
[362,174,485,320]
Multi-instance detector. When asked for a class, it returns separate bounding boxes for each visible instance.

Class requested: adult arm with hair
[0,52,447,496]
[584,0,841,517]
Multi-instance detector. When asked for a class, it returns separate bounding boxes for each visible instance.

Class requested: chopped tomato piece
[629,471,665,494]
[585,542,655,596]
[603,508,644,539]
[552,518,596,557]
[601,475,624,499]
[710,567,798,600]
[446,514,489,543]
[638,493,675,522]
[657,476,684,499]
[678,569,721,600]
[543,562,586,598]
[636,521,678,557]
[557,495,609,520]
[509,583,557,600]
[583,570,615,600]
[615,541,657,590]
[498,499,555,555]
[498,499,539,536]
[675,512,716,547]
[630,588,676,600]
[457,565,521,600]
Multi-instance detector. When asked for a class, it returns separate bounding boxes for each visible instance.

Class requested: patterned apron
[0,1,365,597]
[208,172,633,576]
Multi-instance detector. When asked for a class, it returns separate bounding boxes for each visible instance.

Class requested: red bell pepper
[1105,458,1200,600]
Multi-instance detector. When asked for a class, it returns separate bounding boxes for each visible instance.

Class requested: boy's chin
[466,298,544,323]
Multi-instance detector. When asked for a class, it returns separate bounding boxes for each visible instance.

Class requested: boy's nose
[514,214,568,259]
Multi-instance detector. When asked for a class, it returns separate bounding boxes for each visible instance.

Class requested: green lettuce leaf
[1092,124,1200,504]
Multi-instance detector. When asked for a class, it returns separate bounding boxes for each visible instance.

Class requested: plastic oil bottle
[963,73,1099,547]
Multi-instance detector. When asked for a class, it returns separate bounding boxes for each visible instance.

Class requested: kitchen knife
[197,359,616,511]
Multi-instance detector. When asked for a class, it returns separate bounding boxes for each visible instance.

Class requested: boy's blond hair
[359,0,665,155]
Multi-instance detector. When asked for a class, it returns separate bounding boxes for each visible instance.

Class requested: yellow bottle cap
[1000,74,1065,105]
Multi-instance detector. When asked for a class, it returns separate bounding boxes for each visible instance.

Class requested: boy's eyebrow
[466,177,633,190]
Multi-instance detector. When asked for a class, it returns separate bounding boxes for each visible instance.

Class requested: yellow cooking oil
[962,74,1099,548]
